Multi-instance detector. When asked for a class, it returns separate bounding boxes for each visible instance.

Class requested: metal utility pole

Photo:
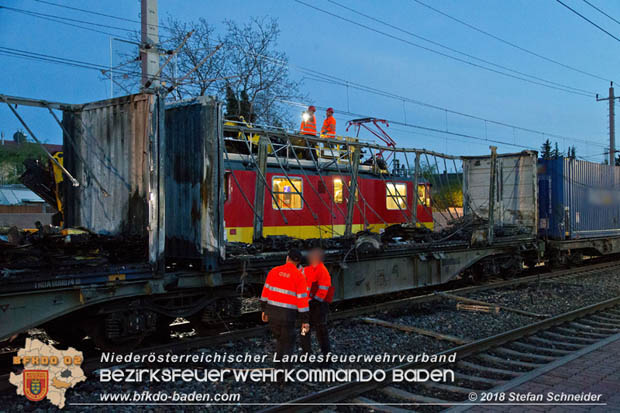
[141,0,160,90]
[596,82,620,166]
[488,146,497,246]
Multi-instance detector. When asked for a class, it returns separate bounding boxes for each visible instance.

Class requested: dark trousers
[269,321,296,360]
[300,300,330,355]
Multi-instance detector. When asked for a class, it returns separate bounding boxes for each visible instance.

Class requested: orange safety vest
[261,262,310,322]
[300,113,317,135]
[304,262,334,303]
[321,116,336,138]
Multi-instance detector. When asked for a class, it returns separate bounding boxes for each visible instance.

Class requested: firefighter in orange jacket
[261,249,310,358]
[320,107,336,157]
[300,247,334,356]
[298,105,317,160]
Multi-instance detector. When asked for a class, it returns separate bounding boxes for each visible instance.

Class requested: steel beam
[252,137,268,242]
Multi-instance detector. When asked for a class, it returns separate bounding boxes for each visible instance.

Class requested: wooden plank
[453,372,503,386]
[457,360,521,377]
[478,353,542,369]
[510,341,572,356]
[541,331,598,344]
[437,292,550,318]
[574,319,620,330]
[360,317,468,344]
[351,397,414,413]
[590,314,620,323]
[380,386,452,405]
[494,347,556,362]
[527,335,584,350]
[421,381,477,394]
[559,326,609,338]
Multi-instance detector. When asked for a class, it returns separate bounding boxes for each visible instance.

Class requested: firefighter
[300,247,333,357]
[320,108,337,157]
[300,105,317,136]
[261,249,310,360]
[320,107,336,138]
[298,105,317,160]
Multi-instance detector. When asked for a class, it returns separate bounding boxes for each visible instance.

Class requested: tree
[615,153,620,166]
[552,142,562,159]
[117,16,303,126]
[540,139,552,159]
[221,17,302,126]
[567,146,576,159]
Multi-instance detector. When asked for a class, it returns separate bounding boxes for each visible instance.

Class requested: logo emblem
[23,370,48,402]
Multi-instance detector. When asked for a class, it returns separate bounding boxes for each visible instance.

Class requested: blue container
[538,157,620,240]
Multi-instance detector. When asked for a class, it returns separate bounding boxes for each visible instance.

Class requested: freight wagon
[539,157,620,265]
[2,92,616,351]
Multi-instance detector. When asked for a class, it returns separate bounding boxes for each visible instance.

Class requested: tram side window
[272,177,303,210]
[418,184,431,207]
[334,178,344,203]
[386,183,407,210]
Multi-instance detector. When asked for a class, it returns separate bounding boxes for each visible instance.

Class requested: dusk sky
[1,0,620,160]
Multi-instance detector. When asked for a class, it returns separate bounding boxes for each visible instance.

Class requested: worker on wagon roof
[300,105,317,136]
[260,249,310,362]
[300,247,334,358]
[297,105,317,160]
[321,107,336,139]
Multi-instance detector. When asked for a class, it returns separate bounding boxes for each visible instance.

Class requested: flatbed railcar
[2,92,620,351]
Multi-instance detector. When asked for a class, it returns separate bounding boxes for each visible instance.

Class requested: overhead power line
[242,49,606,148]
[0,5,169,42]
[581,0,620,26]
[278,99,537,150]
[31,0,171,30]
[328,0,599,94]
[411,0,612,83]
[0,46,159,79]
[555,0,620,42]
[294,0,595,97]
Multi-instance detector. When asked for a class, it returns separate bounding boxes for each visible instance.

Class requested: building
[0,184,56,228]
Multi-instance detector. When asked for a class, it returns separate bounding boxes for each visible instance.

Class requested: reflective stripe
[298,307,309,312]
[260,296,268,301]
[318,286,329,290]
[313,296,324,302]
[297,293,308,298]
[265,285,296,297]
[266,300,298,310]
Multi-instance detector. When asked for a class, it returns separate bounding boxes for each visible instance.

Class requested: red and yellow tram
[223,161,433,243]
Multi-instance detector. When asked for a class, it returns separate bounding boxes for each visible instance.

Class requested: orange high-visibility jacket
[300,113,317,135]
[321,116,336,138]
[261,262,310,323]
[304,262,334,303]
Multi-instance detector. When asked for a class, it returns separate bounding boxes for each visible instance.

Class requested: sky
[1,0,620,161]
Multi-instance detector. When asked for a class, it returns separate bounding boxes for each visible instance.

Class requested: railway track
[260,296,620,412]
[1,258,619,395]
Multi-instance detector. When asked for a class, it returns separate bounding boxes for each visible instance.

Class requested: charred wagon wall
[164,96,225,269]
[61,93,165,266]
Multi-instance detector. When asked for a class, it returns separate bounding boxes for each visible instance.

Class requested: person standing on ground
[300,247,334,357]
[261,249,310,359]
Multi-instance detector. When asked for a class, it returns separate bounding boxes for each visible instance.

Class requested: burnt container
[538,157,620,240]
[164,96,225,270]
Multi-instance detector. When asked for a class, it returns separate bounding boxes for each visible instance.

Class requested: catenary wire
[555,0,620,42]
[411,0,612,83]
[294,0,595,97]
[239,49,606,149]
[327,0,598,94]
[580,0,620,26]
[31,0,172,31]
[0,5,171,42]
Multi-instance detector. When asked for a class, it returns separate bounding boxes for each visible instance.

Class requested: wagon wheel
[89,324,145,352]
